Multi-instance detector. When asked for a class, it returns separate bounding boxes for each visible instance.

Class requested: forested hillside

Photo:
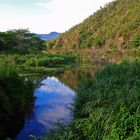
[48,0,140,52]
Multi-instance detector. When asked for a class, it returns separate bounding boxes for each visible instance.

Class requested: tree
[13,29,30,51]
[0,33,5,51]
[0,29,45,53]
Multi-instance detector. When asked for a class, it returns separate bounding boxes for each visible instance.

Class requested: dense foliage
[0,53,77,74]
[46,61,140,140]
[130,35,140,47]
[0,29,77,74]
[0,67,34,139]
[0,29,45,53]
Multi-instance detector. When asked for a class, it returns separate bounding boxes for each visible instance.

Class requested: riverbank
[45,61,140,140]
[0,53,77,74]
[0,63,101,139]
[0,67,34,139]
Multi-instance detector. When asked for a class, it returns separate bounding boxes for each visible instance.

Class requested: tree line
[0,29,45,53]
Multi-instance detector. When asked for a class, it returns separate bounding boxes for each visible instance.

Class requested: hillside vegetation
[47,0,140,63]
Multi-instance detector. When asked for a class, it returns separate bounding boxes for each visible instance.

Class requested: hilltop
[47,0,140,63]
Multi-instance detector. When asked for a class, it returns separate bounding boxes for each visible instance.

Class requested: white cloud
[34,76,74,129]
[0,0,114,33]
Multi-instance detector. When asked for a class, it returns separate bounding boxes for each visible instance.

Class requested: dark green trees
[0,29,45,53]
[0,67,34,139]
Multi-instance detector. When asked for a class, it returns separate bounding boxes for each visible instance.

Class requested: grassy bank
[0,53,77,74]
[45,61,140,140]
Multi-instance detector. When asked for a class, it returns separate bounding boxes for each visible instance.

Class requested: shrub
[130,35,140,47]
[92,36,105,47]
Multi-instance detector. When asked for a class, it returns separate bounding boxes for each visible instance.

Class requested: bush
[130,35,140,47]
[0,53,77,74]
[92,36,105,47]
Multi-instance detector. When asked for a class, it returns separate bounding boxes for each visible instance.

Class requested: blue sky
[0,0,114,33]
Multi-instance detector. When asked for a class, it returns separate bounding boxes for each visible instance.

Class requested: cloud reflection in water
[16,76,75,140]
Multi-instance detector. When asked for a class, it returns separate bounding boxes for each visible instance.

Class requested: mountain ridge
[36,32,61,40]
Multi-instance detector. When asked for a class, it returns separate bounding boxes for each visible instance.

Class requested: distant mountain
[36,32,61,40]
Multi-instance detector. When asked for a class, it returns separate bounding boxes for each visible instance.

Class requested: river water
[16,76,75,140]
[14,66,99,140]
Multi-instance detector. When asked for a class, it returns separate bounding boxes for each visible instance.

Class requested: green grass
[42,61,140,140]
[0,53,77,74]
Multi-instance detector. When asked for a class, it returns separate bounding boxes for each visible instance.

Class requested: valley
[0,0,140,139]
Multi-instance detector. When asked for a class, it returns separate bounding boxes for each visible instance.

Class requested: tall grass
[0,53,77,74]
[44,61,140,140]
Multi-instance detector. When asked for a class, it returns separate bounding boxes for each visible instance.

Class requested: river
[11,66,100,139]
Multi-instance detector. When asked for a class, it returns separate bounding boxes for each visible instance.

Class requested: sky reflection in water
[16,76,75,140]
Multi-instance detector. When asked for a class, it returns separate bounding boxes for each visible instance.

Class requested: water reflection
[16,77,75,140]
[57,66,101,90]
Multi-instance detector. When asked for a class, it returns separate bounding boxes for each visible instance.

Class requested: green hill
[48,0,140,63]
